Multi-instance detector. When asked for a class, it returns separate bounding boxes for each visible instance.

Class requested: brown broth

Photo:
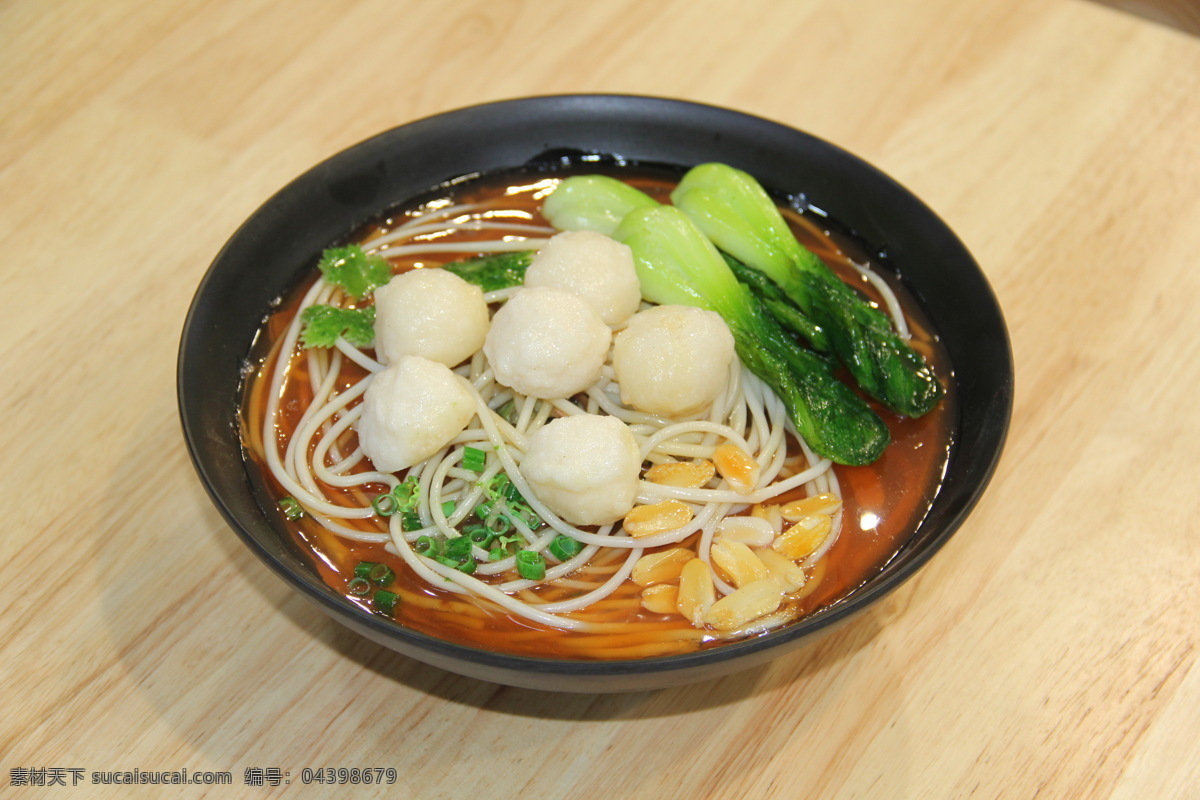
[240,165,954,659]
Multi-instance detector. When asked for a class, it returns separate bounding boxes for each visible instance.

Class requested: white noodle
[849,259,910,339]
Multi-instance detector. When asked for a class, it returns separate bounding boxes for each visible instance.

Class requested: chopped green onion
[487,534,523,561]
[353,561,394,588]
[279,497,304,520]
[484,473,508,500]
[441,501,456,518]
[484,473,522,505]
[511,505,542,530]
[377,476,423,518]
[371,493,398,517]
[347,577,371,596]
[485,514,513,535]
[496,399,518,424]
[515,550,546,581]
[462,446,487,473]
[465,526,495,547]
[373,589,400,616]
[401,511,422,532]
[548,535,584,562]
[479,475,542,530]
[443,536,474,562]
[414,535,439,556]
[498,534,524,550]
[434,555,477,574]
[368,563,395,586]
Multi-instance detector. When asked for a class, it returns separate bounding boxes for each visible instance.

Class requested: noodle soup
[240,165,953,660]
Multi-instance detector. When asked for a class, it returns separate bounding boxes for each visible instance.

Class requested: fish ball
[357,356,476,472]
[524,230,641,326]
[483,286,611,399]
[613,305,735,417]
[522,415,641,526]
[373,268,489,367]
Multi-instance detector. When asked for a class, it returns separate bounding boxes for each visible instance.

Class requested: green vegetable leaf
[548,534,584,562]
[373,589,400,615]
[371,475,422,518]
[461,446,487,473]
[544,177,829,353]
[541,170,899,463]
[543,175,658,236]
[316,245,392,300]
[672,164,809,285]
[614,206,889,465]
[299,304,376,349]
[721,252,829,351]
[443,251,535,292]
[672,163,942,417]
[515,550,546,581]
[614,206,734,311]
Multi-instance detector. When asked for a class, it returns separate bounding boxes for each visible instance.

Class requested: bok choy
[671,163,941,417]
[542,175,659,236]
[543,176,830,350]
[613,206,889,465]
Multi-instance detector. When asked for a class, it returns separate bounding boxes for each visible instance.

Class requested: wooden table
[4,0,1198,796]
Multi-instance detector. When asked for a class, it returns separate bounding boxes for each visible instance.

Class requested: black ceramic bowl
[179,95,1012,693]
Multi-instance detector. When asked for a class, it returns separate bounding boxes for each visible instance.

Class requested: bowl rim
[178,93,1013,683]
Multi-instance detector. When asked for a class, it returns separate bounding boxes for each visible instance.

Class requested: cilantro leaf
[299,305,376,348]
[316,245,392,300]
[393,475,421,513]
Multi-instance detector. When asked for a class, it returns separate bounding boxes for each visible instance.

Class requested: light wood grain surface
[3,0,1198,797]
